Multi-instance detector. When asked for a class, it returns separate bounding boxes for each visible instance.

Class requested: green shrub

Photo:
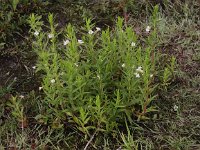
[28,6,174,136]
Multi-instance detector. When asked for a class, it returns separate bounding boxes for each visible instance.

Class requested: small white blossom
[34,31,39,36]
[32,66,36,69]
[33,41,37,45]
[134,72,140,78]
[14,77,17,81]
[63,39,70,45]
[97,75,100,79]
[78,39,84,44]
[131,42,136,47]
[146,26,151,32]
[150,74,153,78]
[88,30,94,35]
[96,27,101,31]
[121,63,125,68]
[19,95,24,99]
[48,33,54,39]
[137,66,142,70]
[39,87,43,91]
[51,79,55,84]
[173,105,178,111]
[136,66,143,73]
[74,63,79,67]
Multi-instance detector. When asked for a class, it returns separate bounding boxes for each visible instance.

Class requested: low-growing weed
[27,6,175,137]
[6,96,27,129]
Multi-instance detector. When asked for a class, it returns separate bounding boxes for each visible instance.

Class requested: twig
[83,130,97,150]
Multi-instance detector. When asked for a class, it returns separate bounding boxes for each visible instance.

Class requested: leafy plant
[6,96,27,128]
[28,5,174,136]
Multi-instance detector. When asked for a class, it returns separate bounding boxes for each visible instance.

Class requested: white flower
[32,66,36,69]
[39,87,43,91]
[78,39,84,44]
[146,26,151,32]
[19,95,24,99]
[51,79,55,84]
[74,63,79,67]
[131,42,136,47]
[136,66,143,73]
[96,27,101,31]
[88,30,94,35]
[34,31,39,36]
[33,41,37,45]
[134,72,140,78]
[121,63,125,68]
[137,66,142,70]
[48,33,54,39]
[97,75,100,79]
[173,105,178,111]
[150,74,153,78]
[63,39,70,45]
